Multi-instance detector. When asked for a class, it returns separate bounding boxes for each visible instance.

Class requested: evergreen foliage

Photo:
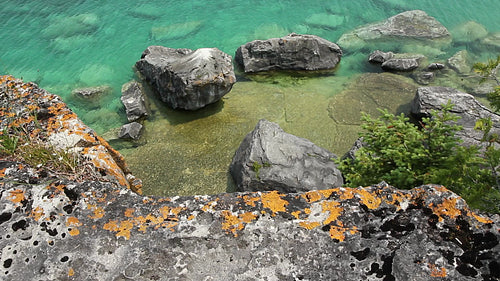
[338,103,500,213]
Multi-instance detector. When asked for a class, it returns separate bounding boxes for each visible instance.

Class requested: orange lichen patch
[124,208,135,218]
[260,190,289,215]
[336,187,354,200]
[30,206,45,222]
[221,210,258,237]
[302,191,323,203]
[321,201,343,225]
[188,215,196,221]
[433,185,451,193]
[431,197,461,220]
[470,212,493,224]
[0,168,6,178]
[202,200,218,212]
[429,263,447,277]
[8,189,25,204]
[68,268,75,277]
[356,189,382,209]
[302,189,335,203]
[87,204,105,220]
[384,192,412,210]
[304,208,311,215]
[66,217,82,236]
[299,221,321,230]
[104,219,134,240]
[243,195,260,207]
[66,217,82,227]
[329,225,347,241]
[291,210,301,219]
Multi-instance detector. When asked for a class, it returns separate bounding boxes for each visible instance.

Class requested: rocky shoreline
[2,9,500,281]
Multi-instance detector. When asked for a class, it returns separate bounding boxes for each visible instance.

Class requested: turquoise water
[1,0,499,195]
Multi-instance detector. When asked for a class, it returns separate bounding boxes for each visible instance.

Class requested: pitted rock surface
[1,165,498,281]
[230,119,343,193]
[135,46,236,110]
[235,33,342,73]
[121,81,148,122]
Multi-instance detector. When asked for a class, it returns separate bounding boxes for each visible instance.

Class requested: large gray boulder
[230,119,343,193]
[120,81,148,122]
[135,46,236,110]
[410,86,500,147]
[381,58,420,71]
[235,33,342,73]
[338,10,451,50]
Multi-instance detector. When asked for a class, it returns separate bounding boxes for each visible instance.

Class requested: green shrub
[338,103,500,213]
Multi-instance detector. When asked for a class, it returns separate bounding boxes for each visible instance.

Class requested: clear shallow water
[1,0,499,195]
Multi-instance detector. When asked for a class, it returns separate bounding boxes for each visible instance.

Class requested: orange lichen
[299,221,321,230]
[8,189,25,204]
[66,217,82,236]
[188,215,196,221]
[68,228,80,236]
[260,190,289,215]
[357,189,382,209]
[470,212,493,224]
[337,187,355,200]
[321,201,343,225]
[68,268,75,277]
[329,225,347,241]
[302,191,323,203]
[291,210,301,219]
[221,210,258,237]
[429,263,447,277]
[431,197,461,220]
[243,195,260,207]
[87,204,105,220]
[30,206,45,222]
[202,200,218,212]
[124,208,135,218]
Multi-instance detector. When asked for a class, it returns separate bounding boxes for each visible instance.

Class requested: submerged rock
[447,50,472,75]
[451,21,488,44]
[72,85,111,100]
[120,81,147,122]
[235,33,342,73]
[151,21,203,41]
[230,119,343,193]
[410,86,500,147]
[338,10,451,50]
[42,13,99,39]
[135,46,236,110]
[118,122,143,140]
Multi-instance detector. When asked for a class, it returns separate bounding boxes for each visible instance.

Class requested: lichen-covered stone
[0,164,498,281]
[0,75,141,193]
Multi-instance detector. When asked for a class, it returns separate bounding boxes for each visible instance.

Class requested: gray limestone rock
[381,58,420,71]
[235,33,342,73]
[368,50,394,63]
[120,81,148,122]
[1,163,499,281]
[338,10,451,50]
[118,122,143,140]
[135,46,236,110]
[230,119,343,193]
[410,86,500,147]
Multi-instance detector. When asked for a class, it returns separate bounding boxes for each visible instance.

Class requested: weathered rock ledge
[1,77,499,281]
